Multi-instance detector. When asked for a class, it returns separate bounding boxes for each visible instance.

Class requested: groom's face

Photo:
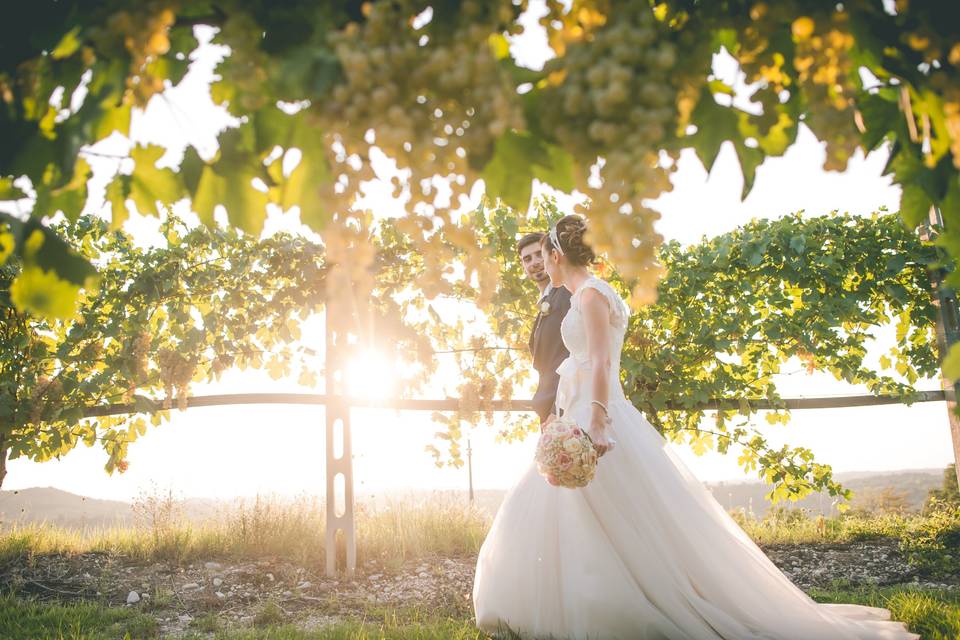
[520,242,549,285]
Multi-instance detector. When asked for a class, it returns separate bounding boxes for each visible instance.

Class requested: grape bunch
[789,13,860,171]
[540,4,680,305]
[157,347,196,411]
[95,3,177,107]
[28,376,63,425]
[944,84,960,170]
[320,0,525,222]
[124,331,151,399]
[210,13,272,114]
[901,25,960,170]
[313,0,525,318]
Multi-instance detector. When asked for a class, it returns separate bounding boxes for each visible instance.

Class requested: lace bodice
[556,276,630,410]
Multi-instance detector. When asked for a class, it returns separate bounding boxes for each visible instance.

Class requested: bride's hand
[588,407,613,456]
[541,413,556,433]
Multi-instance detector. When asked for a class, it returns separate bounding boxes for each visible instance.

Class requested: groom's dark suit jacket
[529,285,572,423]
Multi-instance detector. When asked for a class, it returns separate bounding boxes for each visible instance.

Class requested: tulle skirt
[472,388,919,640]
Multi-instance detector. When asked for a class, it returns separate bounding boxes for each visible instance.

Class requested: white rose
[540,301,551,315]
[563,438,583,454]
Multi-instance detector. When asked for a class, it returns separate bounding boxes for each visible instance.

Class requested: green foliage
[729,507,910,545]
[927,464,960,509]
[427,206,937,506]
[0,215,328,477]
[1,1,958,326]
[900,501,960,579]
[0,0,954,510]
[625,212,939,503]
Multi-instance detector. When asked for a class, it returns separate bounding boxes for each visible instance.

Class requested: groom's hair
[517,232,545,256]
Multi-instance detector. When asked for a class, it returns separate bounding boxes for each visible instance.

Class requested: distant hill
[0,467,947,528]
[0,487,133,528]
[703,468,945,517]
[0,487,225,529]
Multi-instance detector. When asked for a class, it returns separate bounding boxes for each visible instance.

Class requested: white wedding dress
[473,276,918,640]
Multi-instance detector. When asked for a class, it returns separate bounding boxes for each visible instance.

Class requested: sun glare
[345,350,397,400]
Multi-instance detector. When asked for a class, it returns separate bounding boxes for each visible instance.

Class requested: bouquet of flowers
[535,415,598,488]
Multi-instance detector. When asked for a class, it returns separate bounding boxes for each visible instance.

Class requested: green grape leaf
[900,184,932,228]
[193,164,269,233]
[17,218,96,286]
[129,145,186,217]
[0,177,27,201]
[857,94,898,152]
[105,174,130,230]
[482,130,575,209]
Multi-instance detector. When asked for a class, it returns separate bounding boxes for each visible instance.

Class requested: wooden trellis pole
[324,293,357,578]
[922,205,960,491]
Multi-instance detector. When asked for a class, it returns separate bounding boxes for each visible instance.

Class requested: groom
[517,232,571,425]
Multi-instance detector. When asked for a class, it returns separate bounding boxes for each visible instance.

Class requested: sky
[4,2,956,503]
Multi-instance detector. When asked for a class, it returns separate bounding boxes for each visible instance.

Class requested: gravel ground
[3,539,956,637]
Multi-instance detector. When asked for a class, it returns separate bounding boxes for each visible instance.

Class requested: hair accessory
[548,225,564,256]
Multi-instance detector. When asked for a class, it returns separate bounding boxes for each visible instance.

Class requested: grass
[0,591,160,639]
[0,492,489,570]
[2,588,957,639]
[809,584,960,640]
[4,497,954,571]
[0,591,483,639]
[730,505,911,545]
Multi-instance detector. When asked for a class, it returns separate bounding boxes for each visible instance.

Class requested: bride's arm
[581,288,613,452]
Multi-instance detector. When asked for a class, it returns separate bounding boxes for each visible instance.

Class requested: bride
[472,215,918,640]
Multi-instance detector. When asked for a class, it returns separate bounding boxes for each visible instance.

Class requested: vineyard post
[924,206,960,490]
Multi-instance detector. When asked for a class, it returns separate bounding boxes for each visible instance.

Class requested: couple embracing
[470,214,917,639]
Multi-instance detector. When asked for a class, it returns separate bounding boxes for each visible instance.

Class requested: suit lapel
[530,287,554,358]
[531,310,543,357]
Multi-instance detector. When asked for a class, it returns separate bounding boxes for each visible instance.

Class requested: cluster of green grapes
[944,84,960,170]
[157,347,196,411]
[96,3,177,107]
[455,340,500,426]
[320,214,378,343]
[313,0,525,325]
[123,331,151,399]
[901,22,960,170]
[210,13,272,115]
[28,376,63,426]
[320,0,525,219]
[733,2,800,136]
[790,13,860,171]
[540,4,679,305]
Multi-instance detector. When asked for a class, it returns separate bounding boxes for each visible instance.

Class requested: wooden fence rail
[79,389,948,418]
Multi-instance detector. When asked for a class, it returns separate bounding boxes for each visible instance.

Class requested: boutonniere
[539,300,551,316]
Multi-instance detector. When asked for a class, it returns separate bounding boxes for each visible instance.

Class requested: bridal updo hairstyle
[542,214,596,266]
